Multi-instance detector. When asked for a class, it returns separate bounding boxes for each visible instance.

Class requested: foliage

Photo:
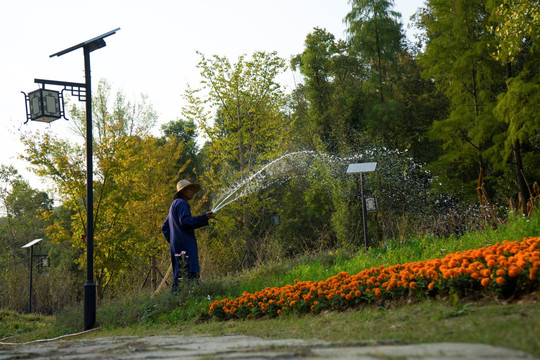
[345,0,405,105]
[183,51,294,270]
[19,80,185,299]
[488,0,539,62]
[416,0,539,208]
[0,166,55,313]
[160,119,200,179]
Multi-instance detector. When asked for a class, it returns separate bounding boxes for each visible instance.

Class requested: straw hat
[173,179,201,199]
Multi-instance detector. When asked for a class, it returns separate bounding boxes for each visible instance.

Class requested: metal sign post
[346,162,377,248]
[22,238,43,313]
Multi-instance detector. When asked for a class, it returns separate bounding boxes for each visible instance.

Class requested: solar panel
[50,27,120,58]
[22,238,43,248]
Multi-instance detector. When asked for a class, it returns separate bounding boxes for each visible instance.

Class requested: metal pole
[83,45,96,330]
[29,246,33,313]
[360,173,369,248]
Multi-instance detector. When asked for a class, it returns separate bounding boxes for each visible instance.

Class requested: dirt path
[0,335,537,359]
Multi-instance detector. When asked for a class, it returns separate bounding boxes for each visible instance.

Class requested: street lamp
[346,162,377,249]
[22,28,120,330]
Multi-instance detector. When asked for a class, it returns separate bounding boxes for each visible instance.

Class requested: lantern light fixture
[26,88,62,123]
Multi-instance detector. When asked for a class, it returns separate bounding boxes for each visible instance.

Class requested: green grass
[2,211,539,357]
[0,310,54,340]
[183,299,540,356]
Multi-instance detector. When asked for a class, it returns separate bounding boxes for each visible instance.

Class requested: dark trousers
[171,252,200,294]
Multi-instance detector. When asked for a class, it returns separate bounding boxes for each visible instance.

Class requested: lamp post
[346,162,377,249]
[22,28,120,330]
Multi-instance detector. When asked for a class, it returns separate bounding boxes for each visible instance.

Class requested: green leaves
[184,51,293,268]
[19,80,185,298]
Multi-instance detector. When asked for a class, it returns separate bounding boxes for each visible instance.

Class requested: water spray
[210,150,366,213]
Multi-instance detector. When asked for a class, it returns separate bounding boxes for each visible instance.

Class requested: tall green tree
[291,28,369,154]
[345,0,405,103]
[344,0,407,147]
[416,0,508,202]
[183,51,293,269]
[488,0,539,211]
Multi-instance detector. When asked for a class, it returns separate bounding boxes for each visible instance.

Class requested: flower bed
[206,237,540,320]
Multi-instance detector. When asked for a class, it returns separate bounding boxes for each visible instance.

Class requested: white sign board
[346,162,377,173]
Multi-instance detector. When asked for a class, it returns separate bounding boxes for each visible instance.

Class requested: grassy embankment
[1,211,539,357]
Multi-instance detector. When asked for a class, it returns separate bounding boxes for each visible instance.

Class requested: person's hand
[206,211,215,219]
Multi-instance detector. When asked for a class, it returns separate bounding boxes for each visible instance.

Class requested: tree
[292,28,368,154]
[345,0,405,103]
[183,51,294,269]
[0,167,53,312]
[0,166,51,268]
[488,0,540,211]
[416,0,508,203]
[488,0,539,63]
[160,119,200,179]
[291,18,448,245]
[345,0,408,147]
[20,80,184,298]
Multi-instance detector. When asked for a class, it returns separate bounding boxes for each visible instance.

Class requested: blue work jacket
[162,198,208,273]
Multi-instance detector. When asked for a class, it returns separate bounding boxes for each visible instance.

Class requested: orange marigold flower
[374,288,381,297]
[496,276,505,285]
[496,269,506,276]
[409,281,417,290]
[481,278,490,287]
[470,272,481,279]
[508,266,520,278]
[529,268,538,281]
[355,290,362,297]
[428,282,435,290]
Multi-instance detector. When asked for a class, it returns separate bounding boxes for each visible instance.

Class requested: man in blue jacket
[162,179,214,294]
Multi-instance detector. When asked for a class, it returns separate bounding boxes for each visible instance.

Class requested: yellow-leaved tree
[21,80,187,298]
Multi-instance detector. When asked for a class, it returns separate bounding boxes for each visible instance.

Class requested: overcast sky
[1,0,423,191]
